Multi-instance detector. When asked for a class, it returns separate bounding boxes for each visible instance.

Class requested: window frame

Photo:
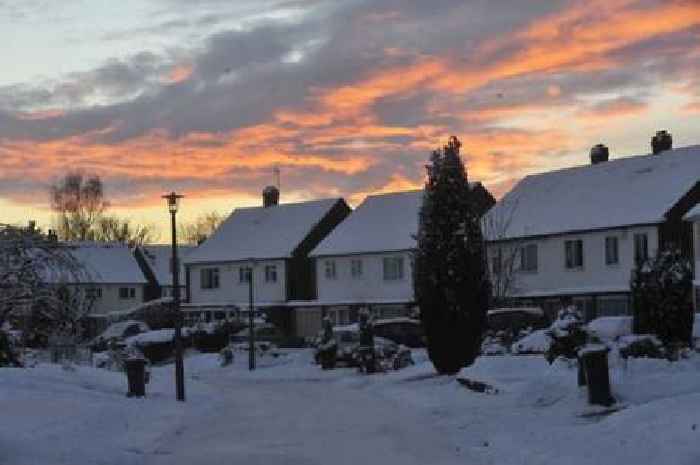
[564,239,584,269]
[520,244,538,272]
[264,265,277,283]
[201,267,221,289]
[350,258,363,279]
[239,267,252,284]
[324,260,337,280]
[634,233,649,266]
[605,236,619,266]
[118,287,136,299]
[382,256,405,281]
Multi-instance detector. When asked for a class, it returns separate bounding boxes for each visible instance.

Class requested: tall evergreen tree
[414,136,491,374]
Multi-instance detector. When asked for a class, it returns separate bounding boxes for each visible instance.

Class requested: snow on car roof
[186,198,345,264]
[485,145,700,240]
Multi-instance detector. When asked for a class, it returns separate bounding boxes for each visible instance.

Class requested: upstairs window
[383,256,404,281]
[239,267,252,284]
[520,244,538,272]
[634,233,649,265]
[565,240,584,269]
[605,236,619,265]
[119,287,136,299]
[86,288,102,299]
[324,260,337,280]
[201,268,220,289]
[265,265,277,283]
[350,259,363,279]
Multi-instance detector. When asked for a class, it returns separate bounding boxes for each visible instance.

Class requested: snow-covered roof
[59,244,147,284]
[311,190,422,257]
[485,145,700,240]
[684,204,700,221]
[185,198,344,264]
[140,245,193,286]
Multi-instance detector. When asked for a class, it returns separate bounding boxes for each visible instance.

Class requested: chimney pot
[651,130,672,155]
[590,143,609,164]
[262,185,280,208]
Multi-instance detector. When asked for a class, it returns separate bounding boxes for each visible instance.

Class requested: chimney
[262,185,280,208]
[651,130,672,155]
[590,143,609,164]
[27,220,36,232]
[47,229,58,242]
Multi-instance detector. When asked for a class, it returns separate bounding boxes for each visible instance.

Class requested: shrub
[544,307,591,364]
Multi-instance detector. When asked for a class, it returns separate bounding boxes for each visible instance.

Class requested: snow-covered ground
[2,349,699,465]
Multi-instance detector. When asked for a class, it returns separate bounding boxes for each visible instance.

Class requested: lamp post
[163,191,185,402]
[247,259,256,371]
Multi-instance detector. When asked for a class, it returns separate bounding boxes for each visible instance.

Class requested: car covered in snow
[313,324,408,367]
[487,307,549,333]
[372,317,425,348]
[89,320,150,352]
[230,323,285,347]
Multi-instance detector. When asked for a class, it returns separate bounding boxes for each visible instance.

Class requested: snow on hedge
[511,329,552,354]
[587,316,632,342]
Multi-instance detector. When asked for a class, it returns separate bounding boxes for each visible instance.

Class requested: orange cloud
[163,64,194,84]
[575,97,649,123]
[682,101,700,114]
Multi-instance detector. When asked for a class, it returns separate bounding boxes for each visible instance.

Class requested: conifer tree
[631,249,694,347]
[414,136,491,374]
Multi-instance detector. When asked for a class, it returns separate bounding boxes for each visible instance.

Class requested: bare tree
[482,196,523,305]
[95,215,159,246]
[50,171,109,241]
[179,211,224,245]
[0,224,92,350]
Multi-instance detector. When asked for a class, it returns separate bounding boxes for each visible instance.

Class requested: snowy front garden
[2,344,699,465]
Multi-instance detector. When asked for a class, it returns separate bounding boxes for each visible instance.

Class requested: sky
[0,0,699,239]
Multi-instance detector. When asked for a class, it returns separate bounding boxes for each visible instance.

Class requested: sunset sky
[1,0,699,239]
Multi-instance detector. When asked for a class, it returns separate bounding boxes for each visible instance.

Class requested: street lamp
[163,191,185,402]
[247,259,257,371]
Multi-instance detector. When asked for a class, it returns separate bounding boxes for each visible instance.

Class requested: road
[149,363,470,465]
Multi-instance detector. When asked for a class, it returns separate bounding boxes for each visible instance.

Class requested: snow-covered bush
[481,333,508,355]
[587,317,632,343]
[618,335,664,359]
[544,307,591,364]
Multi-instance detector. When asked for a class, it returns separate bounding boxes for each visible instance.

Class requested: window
[239,267,252,284]
[383,256,404,281]
[324,260,337,280]
[265,265,277,283]
[491,248,502,275]
[520,244,538,272]
[201,268,220,289]
[86,288,102,299]
[565,240,583,269]
[350,259,363,279]
[634,233,649,265]
[119,287,136,299]
[605,236,619,265]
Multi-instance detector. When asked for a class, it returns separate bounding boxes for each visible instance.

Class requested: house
[307,184,495,335]
[182,186,351,336]
[684,204,700,311]
[62,243,150,335]
[484,135,700,320]
[134,244,194,300]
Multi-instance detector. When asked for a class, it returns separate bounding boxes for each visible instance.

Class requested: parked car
[89,320,150,352]
[230,323,285,347]
[313,324,410,368]
[372,317,425,347]
[487,307,548,334]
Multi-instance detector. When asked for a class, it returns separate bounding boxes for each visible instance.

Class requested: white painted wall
[85,284,145,315]
[488,225,659,297]
[315,251,414,304]
[188,259,287,305]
